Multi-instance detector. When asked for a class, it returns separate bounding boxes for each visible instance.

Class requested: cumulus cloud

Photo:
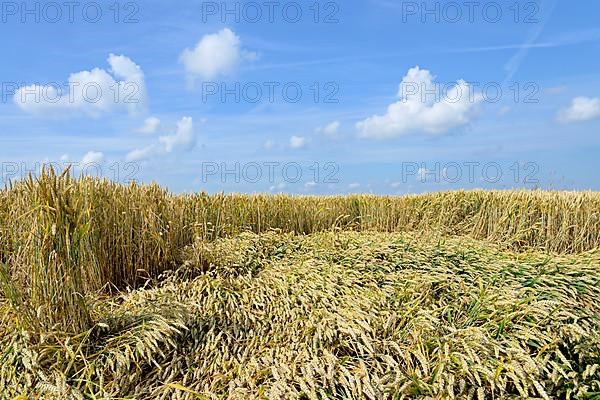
[127,117,196,162]
[289,135,307,149]
[14,54,147,117]
[316,120,341,137]
[81,151,105,165]
[159,117,195,152]
[557,97,600,123]
[269,182,287,193]
[136,116,161,134]
[125,146,156,162]
[180,28,256,82]
[356,66,481,139]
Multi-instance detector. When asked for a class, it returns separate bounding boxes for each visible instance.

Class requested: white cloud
[14,54,147,117]
[126,146,157,162]
[356,66,481,139]
[558,97,600,123]
[348,183,361,189]
[545,86,567,95]
[498,106,511,116]
[180,28,256,81]
[316,120,340,137]
[263,139,275,150]
[136,116,161,134]
[60,154,69,162]
[81,151,105,165]
[289,135,308,149]
[127,117,196,162]
[269,182,287,192]
[159,116,195,152]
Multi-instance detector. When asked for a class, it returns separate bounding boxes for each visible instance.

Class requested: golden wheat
[0,169,599,398]
[1,231,599,398]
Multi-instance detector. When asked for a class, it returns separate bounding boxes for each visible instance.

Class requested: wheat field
[1,169,599,399]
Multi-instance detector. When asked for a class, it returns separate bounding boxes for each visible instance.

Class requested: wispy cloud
[449,28,600,63]
[503,0,558,83]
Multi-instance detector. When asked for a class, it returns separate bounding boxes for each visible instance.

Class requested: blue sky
[1,0,599,193]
